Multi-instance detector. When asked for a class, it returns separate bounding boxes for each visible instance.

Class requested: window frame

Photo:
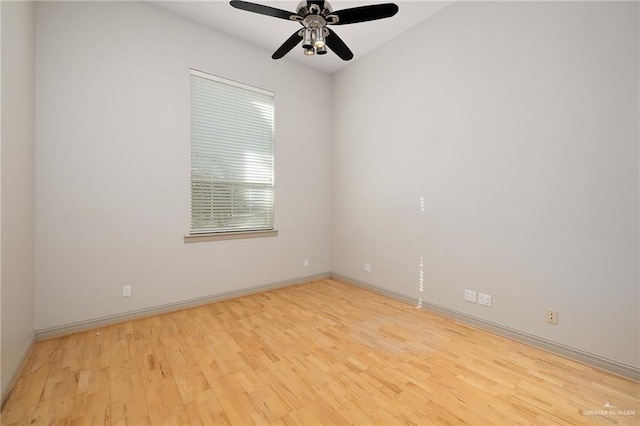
[186,69,277,242]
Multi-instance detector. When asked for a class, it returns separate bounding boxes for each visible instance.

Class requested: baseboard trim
[35,273,331,341]
[29,271,640,382]
[332,273,640,383]
[1,336,36,409]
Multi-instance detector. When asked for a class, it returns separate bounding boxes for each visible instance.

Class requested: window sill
[184,229,278,243]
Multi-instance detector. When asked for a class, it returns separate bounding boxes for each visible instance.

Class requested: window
[189,69,275,237]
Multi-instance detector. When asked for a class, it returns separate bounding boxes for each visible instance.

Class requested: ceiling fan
[229,0,399,60]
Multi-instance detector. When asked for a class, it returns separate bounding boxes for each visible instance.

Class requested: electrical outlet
[464,289,477,303]
[364,263,372,273]
[304,258,310,267]
[546,310,558,325]
[478,293,492,307]
[122,285,132,297]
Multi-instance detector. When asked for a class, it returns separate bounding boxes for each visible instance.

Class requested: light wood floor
[2,279,638,425]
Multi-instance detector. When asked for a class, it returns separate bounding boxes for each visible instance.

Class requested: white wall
[27,0,640,372]
[1,0,36,396]
[332,1,639,368]
[35,1,332,330]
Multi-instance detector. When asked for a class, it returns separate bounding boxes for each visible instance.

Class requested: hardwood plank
[2,279,638,425]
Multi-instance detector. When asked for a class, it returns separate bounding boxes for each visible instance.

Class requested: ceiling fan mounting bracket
[308,3,321,14]
[325,15,339,24]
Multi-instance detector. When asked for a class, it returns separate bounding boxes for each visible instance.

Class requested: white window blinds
[190,70,275,234]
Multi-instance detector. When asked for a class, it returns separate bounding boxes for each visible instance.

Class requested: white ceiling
[149,0,453,73]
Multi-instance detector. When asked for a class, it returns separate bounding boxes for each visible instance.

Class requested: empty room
[1,0,638,424]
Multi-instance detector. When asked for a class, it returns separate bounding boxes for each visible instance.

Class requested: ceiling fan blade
[326,28,353,61]
[329,3,399,25]
[272,31,303,59]
[230,0,298,21]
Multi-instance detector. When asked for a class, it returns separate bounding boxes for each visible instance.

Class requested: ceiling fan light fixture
[316,46,327,55]
[313,27,325,48]
[304,46,315,56]
[302,28,313,49]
